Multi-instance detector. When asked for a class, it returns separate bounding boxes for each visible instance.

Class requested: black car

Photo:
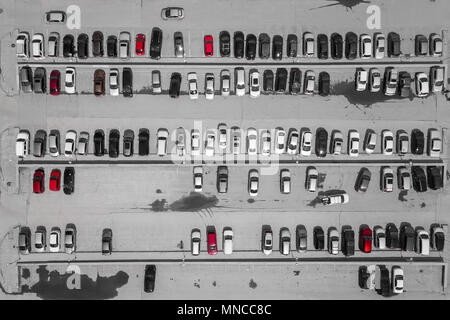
[219,31,230,57]
[275,68,287,93]
[318,72,330,96]
[427,166,442,190]
[92,31,104,57]
[411,129,424,154]
[123,129,134,157]
[317,34,328,59]
[63,167,75,195]
[263,70,274,92]
[258,33,270,59]
[144,265,156,293]
[355,167,371,193]
[330,33,343,59]
[150,27,163,59]
[345,32,358,60]
[245,34,257,60]
[77,33,89,59]
[313,226,324,250]
[315,127,328,157]
[63,34,75,57]
[415,34,428,56]
[431,226,445,251]
[386,223,399,249]
[378,266,390,297]
[94,129,105,156]
[411,166,427,192]
[233,31,244,58]
[33,67,46,93]
[289,68,301,95]
[400,224,415,251]
[398,71,411,97]
[387,32,401,57]
[286,34,297,58]
[122,67,133,97]
[272,35,283,60]
[138,128,150,156]
[107,35,117,57]
[109,130,120,158]
[169,72,181,98]
[341,227,355,256]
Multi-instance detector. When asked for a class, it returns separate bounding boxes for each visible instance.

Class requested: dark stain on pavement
[194,279,200,288]
[247,198,255,203]
[21,265,129,300]
[212,281,216,287]
[420,202,426,208]
[169,192,218,212]
[249,279,257,289]
[156,189,162,193]
[137,86,152,94]
[293,271,300,276]
[317,173,327,189]
[22,268,30,279]
[150,199,168,211]
[310,0,371,11]
[398,190,408,202]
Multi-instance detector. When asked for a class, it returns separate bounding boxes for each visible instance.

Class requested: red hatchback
[49,70,60,95]
[49,169,61,191]
[207,230,218,255]
[204,35,213,56]
[135,34,145,56]
[33,169,44,193]
[360,227,372,253]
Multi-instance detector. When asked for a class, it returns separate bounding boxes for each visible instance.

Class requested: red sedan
[33,169,44,194]
[207,230,218,255]
[49,169,61,191]
[204,35,213,56]
[135,34,145,56]
[49,70,60,95]
[360,227,372,253]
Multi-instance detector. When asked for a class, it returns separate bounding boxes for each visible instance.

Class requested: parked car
[107,35,117,57]
[274,128,286,154]
[205,130,215,157]
[33,169,45,193]
[427,128,441,157]
[364,130,377,154]
[260,130,270,156]
[360,34,372,58]
[63,167,75,195]
[313,227,324,250]
[287,34,297,58]
[119,32,130,59]
[318,72,330,96]
[415,34,428,56]
[398,71,411,97]
[64,67,76,94]
[341,227,355,256]
[193,166,203,192]
[280,169,291,194]
[191,129,201,156]
[205,73,215,100]
[411,129,424,155]
[219,31,231,57]
[64,225,76,254]
[49,227,61,252]
[330,33,343,59]
[374,226,386,249]
[416,229,430,255]
[175,127,186,156]
[246,34,257,60]
[207,230,218,255]
[355,69,368,91]
[32,227,45,253]
[122,67,133,97]
[102,229,112,255]
[16,32,29,58]
[235,67,246,96]
[169,72,181,98]
[191,230,201,255]
[427,166,443,190]
[204,35,214,56]
[223,229,233,255]
[300,129,312,156]
[248,169,259,196]
[321,192,349,205]
[18,228,31,254]
[296,225,307,252]
[77,131,89,155]
[355,167,371,193]
[152,70,161,93]
[280,228,291,255]
[233,31,244,58]
[275,68,288,93]
[32,33,44,59]
[328,228,339,255]
[345,32,358,59]
[411,166,427,192]
[92,31,104,57]
[317,34,328,59]
[348,130,360,157]
[272,35,283,60]
[369,68,381,93]
[392,266,404,294]
[33,130,46,157]
[330,130,343,155]
[387,32,401,57]
[33,67,46,93]
[430,66,444,93]
[77,33,89,59]
[381,167,394,192]
[63,34,75,57]
[48,130,60,157]
[123,129,134,157]
[144,265,156,293]
[306,167,318,192]
[289,68,302,95]
[359,226,372,253]
[49,70,60,95]
[109,69,119,96]
[259,33,270,59]
[359,265,376,290]
[315,128,328,157]
[221,70,231,96]
[415,72,429,97]
[20,67,33,93]
[48,32,59,57]
[303,70,315,95]
[374,33,385,59]
[386,223,399,249]
[157,128,169,156]
[429,33,443,56]
[303,32,314,57]
[249,70,260,98]
[231,127,241,155]
[149,27,162,59]
[94,130,105,156]
[93,69,105,96]
[400,224,415,251]
[161,7,184,20]
[396,130,409,155]
[431,226,445,251]
[382,130,394,155]
[384,67,398,96]
[262,230,273,255]
[138,129,149,156]
[174,32,184,57]
[287,129,299,155]
[217,166,228,193]
[397,167,411,191]
[108,129,120,158]
[45,11,66,23]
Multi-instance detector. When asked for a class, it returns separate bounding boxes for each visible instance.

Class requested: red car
[49,70,60,95]
[360,227,372,253]
[135,34,145,56]
[204,35,213,56]
[33,169,44,193]
[207,230,218,255]
[49,169,61,191]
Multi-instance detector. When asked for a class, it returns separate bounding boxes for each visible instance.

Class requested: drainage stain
[156,189,162,194]
[398,190,408,202]
[247,198,255,204]
[249,279,257,289]
[420,202,426,208]
[21,265,129,300]
[169,192,218,212]
[212,281,216,287]
[293,271,300,276]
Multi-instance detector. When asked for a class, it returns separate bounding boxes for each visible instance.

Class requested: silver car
[221,70,231,96]
[77,131,89,155]
[119,32,130,59]
[64,225,76,254]
[174,32,184,57]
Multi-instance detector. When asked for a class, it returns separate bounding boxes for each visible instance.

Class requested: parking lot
[1,0,450,300]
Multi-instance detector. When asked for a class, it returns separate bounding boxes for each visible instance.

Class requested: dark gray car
[102,228,112,255]
[258,33,270,59]
[296,225,307,252]
[33,130,47,157]
[355,167,371,193]
[33,67,46,93]
[123,129,134,157]
[20,67,33,93]
[174,32,184,57]
[287,34,297,58]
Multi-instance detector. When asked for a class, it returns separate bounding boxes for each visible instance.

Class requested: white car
[235,68,245,96]
[193,166,203,192]
[369,68,381,92]
[49,228,61,253]
[223,229,233,255]
[191,230,200,255]
[303,32,314,57]
[218,124,227,149]
[247,128,258,155]
[360,34,372,58]
[280,229,291,255]
[231,127,241,155]
[32,33,44,59]
[364,131,377,154]
[64,130,77,156]
[188,72,198,99]
[65,67,76,94]
[274,128,286,154]
[119,32,130,59]
[176,127,186,157]
[430,34,443,57]
[374,33,385,59]
[415,72,429,97]
[384,68,398,96]
[205,74,215,100]
[381,167,394,192]
[161,7,184,20]
[374,226,386,249]
[34,229,46,253]
[263,231,273,255]
[430,66,444,93]
[416,229,430,255]
[397,167,411,191]
[397,130,409,155]
[287,130,299,155]
[221,70,231,96]
[191,129,201,156]
[16,32,29,58]
[355,69,368,91]
[428,128,441,157]
[248,169,259,196]
[348,130,360,157]
[77,131,89,155]
[261,130,271,156]
[249,71,260,98]
[109,69,119,96]
[328,229,339,255]
[331,131,343,155]
[382,130,394,155]
[157,128,169,156]
[48,130,60,157]
[16,130,30,157]
[48,32,59,57]
[205,131,215,156]
[321,192,349,205]
[300,129,313,156]
[391,266,404,294]
[306,167,318,192]
[280,169,291,194]
[304,71,315,95]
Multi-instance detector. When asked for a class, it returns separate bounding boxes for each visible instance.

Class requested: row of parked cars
[16,30,443,60]
[32,167,75,194]
[354,66,445,97]
[194,223,445,256]
[359,265,404,295]
[17,127,442,158]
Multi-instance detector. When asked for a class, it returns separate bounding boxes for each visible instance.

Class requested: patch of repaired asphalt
[21,265,129,300]
[398,190,408,202]
[169,192,219,212]
[249,279,257,289]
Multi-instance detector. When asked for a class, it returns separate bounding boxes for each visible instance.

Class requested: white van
[157,128,169,156]
[16,130,30,157]
[416,229,430,255]
[119,32,130,59]
[223,229,233,254]
[235,68,245,96]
